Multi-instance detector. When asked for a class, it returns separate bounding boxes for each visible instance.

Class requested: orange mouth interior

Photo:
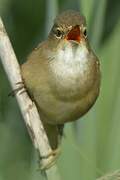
[66,25,80,42]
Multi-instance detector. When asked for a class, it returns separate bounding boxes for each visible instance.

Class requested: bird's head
[48,10,88,50]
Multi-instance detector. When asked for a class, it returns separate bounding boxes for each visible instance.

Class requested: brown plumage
[21,10,100,151]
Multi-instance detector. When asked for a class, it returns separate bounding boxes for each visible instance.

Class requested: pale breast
[48,42,97,100]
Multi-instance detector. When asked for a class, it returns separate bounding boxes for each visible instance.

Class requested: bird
[21,10,100,169]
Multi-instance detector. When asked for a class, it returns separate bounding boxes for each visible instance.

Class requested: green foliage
[0,0,120,179]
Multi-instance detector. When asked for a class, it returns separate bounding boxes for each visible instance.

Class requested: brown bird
[21,10,100,168]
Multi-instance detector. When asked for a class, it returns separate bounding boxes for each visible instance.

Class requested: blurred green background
[0,0,120,179]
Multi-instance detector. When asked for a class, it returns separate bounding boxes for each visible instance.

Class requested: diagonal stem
[0,17,61,180]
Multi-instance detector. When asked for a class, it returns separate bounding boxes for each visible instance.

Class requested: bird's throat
[48,42,95,100]
[50,42,89,78]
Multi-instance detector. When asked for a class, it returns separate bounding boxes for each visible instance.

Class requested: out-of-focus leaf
[96,21,120,174]
[59,0,79,12]
[79,0,94,23]
[89,0,107,49]
[0,0,10,15]
[45,0,58,36]
[58,124,81,180]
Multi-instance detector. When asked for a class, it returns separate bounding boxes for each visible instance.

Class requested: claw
[16,81,24,85]
[8,81,26,97]
[38,148,61,170]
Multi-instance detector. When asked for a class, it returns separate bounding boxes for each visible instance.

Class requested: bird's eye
[54,29,63,38]
[83,28,87,38]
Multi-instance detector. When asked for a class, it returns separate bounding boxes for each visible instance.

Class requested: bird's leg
[36,120,63,170]
[8,81,26,96]
[39,124,64,170]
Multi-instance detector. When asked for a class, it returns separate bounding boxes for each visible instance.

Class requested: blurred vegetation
[0,0,120,179]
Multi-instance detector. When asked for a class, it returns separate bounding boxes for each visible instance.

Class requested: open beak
[65,25,81,43]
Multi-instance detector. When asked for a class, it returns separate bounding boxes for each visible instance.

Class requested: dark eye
[83,28,87,37]
[54,29,63,38]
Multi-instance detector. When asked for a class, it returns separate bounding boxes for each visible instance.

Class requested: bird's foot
[8,81,26,97]
[39,148,61,170]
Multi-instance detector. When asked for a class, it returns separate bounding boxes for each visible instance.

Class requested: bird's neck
[46,42,96,100]
[48,42,90,76]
